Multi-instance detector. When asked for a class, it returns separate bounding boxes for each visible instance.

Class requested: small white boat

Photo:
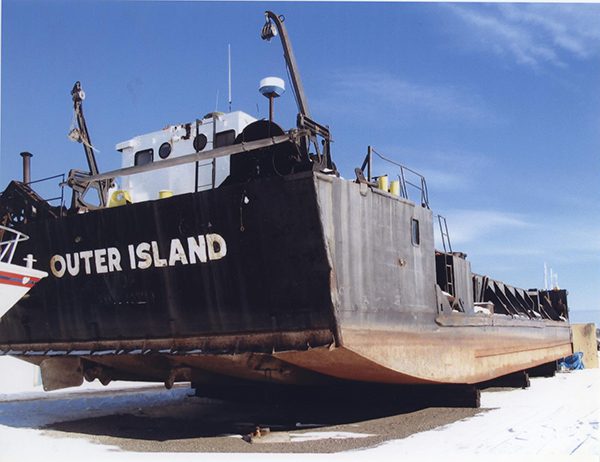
[0,225,47,319]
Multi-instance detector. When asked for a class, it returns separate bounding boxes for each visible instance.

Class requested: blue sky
[1,1,599,318]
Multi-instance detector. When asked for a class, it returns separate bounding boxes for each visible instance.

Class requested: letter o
[50,255,66,278]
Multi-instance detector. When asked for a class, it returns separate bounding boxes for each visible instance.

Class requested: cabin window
[134,149,154,166]
[158,142,172,159]
[214,130,236,148]
[411,219,420,246]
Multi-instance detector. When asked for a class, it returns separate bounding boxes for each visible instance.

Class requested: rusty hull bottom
[277,323,572,385]
[14,320,573,390]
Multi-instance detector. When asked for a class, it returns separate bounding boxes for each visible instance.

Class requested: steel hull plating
[0,173,572,387]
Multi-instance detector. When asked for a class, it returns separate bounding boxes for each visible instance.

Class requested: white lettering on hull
[49,233,227,278]
[50,255,66,278]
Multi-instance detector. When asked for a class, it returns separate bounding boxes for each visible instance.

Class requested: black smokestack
[20,151,32,184]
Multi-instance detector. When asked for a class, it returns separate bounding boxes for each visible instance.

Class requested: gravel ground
[42,390,483,453]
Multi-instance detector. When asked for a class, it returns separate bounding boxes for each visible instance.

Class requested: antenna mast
[228,44,232,112]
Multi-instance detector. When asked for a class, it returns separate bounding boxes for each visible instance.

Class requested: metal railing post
[367,146,372,182]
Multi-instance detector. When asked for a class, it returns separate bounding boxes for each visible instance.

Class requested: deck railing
[356,146,430,208]
[25,173,66,209]
[0,225,29,265]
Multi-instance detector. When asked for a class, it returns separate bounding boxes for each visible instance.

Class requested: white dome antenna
[259,77,285,123]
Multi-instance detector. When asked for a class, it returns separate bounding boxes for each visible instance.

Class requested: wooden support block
[571,323,599,369]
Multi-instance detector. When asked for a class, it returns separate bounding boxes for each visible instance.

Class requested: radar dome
[259,77,285,98]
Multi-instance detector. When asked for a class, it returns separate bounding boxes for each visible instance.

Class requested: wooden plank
[571,323,599,369]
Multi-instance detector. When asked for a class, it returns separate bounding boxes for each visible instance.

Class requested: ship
[0,11,572,396]
[0,225,48,319]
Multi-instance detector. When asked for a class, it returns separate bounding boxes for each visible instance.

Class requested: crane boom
[68,81,110,208]
[260,12,337,174]
[261,11,310,118]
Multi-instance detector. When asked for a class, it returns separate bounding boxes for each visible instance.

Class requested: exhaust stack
[20,151,32,184]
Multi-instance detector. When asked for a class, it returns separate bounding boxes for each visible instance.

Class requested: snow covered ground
[372,368,600,458]
[0,363,598,461]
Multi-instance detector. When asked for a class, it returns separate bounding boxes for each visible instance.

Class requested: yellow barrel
[159,190,173,199]
[377,175,389,192]
[108,190,132,207]
[390,180,400,197]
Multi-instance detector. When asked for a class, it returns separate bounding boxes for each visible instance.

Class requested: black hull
[0,172,572,389]
[0,172,335,349]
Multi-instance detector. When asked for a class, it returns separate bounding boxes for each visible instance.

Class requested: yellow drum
[390,180,400,197]
[377,175,389,192]
[159,190,173,199]
[109,190,132,207]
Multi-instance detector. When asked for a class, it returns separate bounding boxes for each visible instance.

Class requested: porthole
[193,134,208,152]
[159,142,172,159]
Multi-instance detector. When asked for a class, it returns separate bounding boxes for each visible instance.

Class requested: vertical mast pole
[228,44,232,112]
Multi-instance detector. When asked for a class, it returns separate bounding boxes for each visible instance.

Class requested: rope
[67,110,100,153]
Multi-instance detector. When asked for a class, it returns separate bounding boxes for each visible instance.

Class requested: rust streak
[475,341,572,358]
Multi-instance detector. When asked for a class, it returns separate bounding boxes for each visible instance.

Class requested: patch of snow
[295,422,323,428]
[362,369,600,457]
[0,387,190,427]
[290,431,374,442]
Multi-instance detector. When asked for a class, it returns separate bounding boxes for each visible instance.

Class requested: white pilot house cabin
[113,111,257,204]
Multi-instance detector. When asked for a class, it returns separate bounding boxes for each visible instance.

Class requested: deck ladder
[437,215,455,297]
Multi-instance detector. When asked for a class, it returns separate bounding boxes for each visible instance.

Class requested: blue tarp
[559,352,585,370]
